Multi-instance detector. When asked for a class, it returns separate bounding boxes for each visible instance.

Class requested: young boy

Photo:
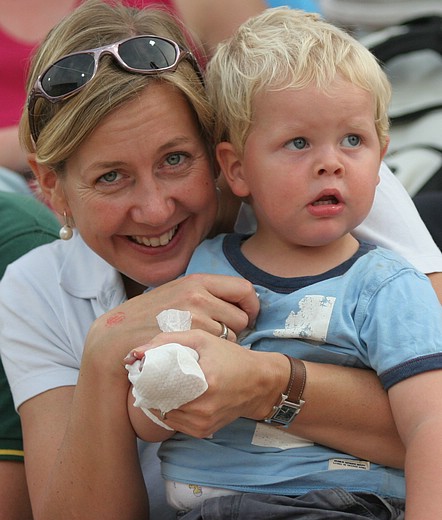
[127,8,442,518]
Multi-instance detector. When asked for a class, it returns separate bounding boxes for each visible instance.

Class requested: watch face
[273,404,298,424]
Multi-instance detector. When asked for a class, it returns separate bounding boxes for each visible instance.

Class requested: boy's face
[217,76,387,253]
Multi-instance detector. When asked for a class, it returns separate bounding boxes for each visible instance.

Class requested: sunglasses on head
[28,35,204,143]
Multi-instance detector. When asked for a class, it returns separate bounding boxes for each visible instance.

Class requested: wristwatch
[264,355,306,427]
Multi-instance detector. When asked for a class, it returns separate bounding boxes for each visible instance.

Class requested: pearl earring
[59,211,73,240]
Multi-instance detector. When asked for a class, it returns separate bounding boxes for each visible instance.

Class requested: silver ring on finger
[218,321,229,340]
[160,410,168,420]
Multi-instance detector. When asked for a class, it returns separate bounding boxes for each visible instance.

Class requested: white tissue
[125,309,208,430]
[156,308,192,333]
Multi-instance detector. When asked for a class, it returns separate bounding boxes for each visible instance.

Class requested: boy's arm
[127,389,175,443]
[388,370,442,519]
[428,272,442,304]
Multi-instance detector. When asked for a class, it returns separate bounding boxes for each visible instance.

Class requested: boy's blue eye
[286,137,307,150]
[343,134,361,147]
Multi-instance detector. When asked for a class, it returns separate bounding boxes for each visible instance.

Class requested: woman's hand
[130,329,286,437]
[84,273,260,376]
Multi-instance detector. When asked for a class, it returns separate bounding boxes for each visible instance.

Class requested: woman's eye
[166,153,185,167]
[286,137,307,150]
[98,171,121,184]
[342,134,361,147]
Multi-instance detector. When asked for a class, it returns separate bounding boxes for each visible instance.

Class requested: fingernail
[123,351,137,363]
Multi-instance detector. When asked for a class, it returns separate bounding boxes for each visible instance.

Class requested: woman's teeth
[131,225,178,247]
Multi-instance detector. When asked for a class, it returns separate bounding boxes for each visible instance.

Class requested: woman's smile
[129,224,179,248]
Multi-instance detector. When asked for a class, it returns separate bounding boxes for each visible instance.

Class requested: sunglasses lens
[41,54,96,97]
[119,37,178,70]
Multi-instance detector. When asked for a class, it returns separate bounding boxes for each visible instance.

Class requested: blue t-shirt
[158,234,442,499]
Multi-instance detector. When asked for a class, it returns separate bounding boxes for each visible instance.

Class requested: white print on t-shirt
[273,295,335,342]
[252,422,313,449]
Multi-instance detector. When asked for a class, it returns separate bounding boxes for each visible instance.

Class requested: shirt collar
[58,231,126,309]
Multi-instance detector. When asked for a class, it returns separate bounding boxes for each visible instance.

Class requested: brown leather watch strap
[264,354,307,424]
[283,354,306,405]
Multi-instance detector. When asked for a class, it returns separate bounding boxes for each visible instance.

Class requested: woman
[0,1,441,519]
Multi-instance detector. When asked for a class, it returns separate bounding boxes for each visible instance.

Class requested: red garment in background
[0,0,176,128]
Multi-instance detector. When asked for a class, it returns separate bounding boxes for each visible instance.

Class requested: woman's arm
[16,274,259,520]
[139,329,405,468]
[21,369,150,520]
[0,460,32,520]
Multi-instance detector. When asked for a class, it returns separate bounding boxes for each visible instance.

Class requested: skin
[429,271,442,304]
[388,371,442,519]
[218,77,386,276]
[0,461,33,520]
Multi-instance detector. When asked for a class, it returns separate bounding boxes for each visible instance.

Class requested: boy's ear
[380,136,390,162]
[27,153,69,216]
[216,142,251,198]
[377,137,390,185]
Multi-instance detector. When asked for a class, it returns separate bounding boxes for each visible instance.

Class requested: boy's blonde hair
[20,0,213,173]
[206,7,391,155]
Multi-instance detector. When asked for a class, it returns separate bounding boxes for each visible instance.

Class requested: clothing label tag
[328,458,371,471]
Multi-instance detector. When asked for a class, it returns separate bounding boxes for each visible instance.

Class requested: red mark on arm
[105,311,126,327]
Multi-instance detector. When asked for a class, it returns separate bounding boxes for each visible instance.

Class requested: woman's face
[51,83,217,288]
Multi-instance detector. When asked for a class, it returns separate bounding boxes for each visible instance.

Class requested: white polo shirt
[0,234,175,519]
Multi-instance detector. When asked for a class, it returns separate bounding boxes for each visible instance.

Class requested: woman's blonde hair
[206,7,391,154]
[20,0,213,172]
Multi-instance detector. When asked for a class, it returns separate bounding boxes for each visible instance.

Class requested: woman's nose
[130,184,175,225]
